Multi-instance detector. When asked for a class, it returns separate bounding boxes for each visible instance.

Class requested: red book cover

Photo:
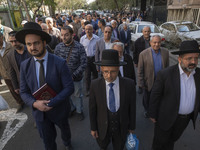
[32,83,57,100]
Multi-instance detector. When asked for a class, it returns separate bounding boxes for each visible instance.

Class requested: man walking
[17,22,74,150]
[7,31,31,111]
[112,42,136,82]
[0,32,24,112]
[138,35,169,118]
[55,26,87,120]
[149,40,200,150]
[89,50,136,150]
[80,24,99,96]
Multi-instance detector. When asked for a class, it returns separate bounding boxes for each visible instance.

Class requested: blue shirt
[80,34,99,57]
[151,48,162,79]
[33,51,48,88]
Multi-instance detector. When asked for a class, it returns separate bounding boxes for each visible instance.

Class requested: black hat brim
[94,61,127,66]
[16,29,51,44]
[171,50,200,55]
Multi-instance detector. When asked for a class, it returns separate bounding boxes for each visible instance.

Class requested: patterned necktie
[108,83,116,112]
[37,59,45,87]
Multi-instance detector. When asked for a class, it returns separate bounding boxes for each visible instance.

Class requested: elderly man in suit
[16,22,74,150]
[119,23,131,55]
[149,40,200,150]
[112,42,136,83]
[138,35,169,118]
[95,25,117,71]
[7,31,31,111]
[89,50,136,150]
[134,26,151,94]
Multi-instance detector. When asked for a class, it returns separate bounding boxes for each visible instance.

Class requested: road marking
[0,108,28,150]
[0,90,10,94]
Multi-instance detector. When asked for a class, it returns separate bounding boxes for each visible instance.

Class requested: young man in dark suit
[89,50,136,150]
[16,22,74,150]
[149,40,200,150]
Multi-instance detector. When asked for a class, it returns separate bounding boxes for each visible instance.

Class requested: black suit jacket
[89,77,136,140]
[148,64,200,130]
[119,30,131,47]
[122,54,136,84]
[133,35,150,65]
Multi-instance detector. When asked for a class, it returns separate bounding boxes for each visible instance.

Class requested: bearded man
[148,40,200,150]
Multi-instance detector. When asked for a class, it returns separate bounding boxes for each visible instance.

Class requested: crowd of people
[0,10,200,150]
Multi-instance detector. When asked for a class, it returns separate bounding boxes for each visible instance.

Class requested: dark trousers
[85,56,98,91]
[96,131,125,150]
[36,114,71,150]
[96,110,125,150]
[143,89,151,112]
[4,79,24,105]
[152,114,192,150]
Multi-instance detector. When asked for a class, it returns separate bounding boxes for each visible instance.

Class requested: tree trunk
[21,0,32,21]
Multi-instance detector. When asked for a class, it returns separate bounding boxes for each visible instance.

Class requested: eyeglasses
[102,70,118,75]
[183,57,199,62]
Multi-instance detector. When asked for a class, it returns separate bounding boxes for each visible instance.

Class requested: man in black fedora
[148,40,200,150]
[16,22,74,150]
[89,49,136,150]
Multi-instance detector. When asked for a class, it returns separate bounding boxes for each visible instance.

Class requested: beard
[180,61,197,73]
[31,46,46,57]
[64,37,73,45]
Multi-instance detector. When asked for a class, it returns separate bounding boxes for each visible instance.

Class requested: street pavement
[0,51,200,150]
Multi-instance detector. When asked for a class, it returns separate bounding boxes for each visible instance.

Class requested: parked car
[160,21,200,46]
[128,21,165,42]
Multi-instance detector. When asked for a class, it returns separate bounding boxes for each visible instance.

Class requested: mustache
[188,64,196,67]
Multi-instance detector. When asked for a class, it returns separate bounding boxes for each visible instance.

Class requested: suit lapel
[173,64,181,103]
[100,78,107,111]
[193,69,200,113]
[29,57,38,92]
[160,48,166,68]
[147,48,154,74]
[119,77,125,110]
[46,53,53,84]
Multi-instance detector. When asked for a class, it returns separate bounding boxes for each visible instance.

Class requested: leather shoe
[69,109,76,117]
[16,103,24,113]
[65,144,73,150]
[144,111,149,118]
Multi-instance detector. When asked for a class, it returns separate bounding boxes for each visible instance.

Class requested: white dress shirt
[105,77,120,111]
[178,64,196,115]
[104,40,112,49]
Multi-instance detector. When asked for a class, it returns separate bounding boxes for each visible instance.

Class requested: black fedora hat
[15,22,51,44]
[171,40,200,55]
[94,49,127,66]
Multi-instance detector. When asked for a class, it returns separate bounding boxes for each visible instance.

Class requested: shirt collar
[85,34,95,40]
[105,76,119,86]
[33,50,48,62]
[178,63,196,76]
[151,48,160,54]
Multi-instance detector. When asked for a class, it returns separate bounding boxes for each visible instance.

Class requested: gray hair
[112,42,124,51]
[150,35,161,41]
[142,26,151,32]
[111,20,117,25]
[45,17,53,23]
[123,23,128,28]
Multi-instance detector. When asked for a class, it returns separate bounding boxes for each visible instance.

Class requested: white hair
[112,42,124,51]
[150,35,161,41]
[45,17,53,23]
[111,20,117,25]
